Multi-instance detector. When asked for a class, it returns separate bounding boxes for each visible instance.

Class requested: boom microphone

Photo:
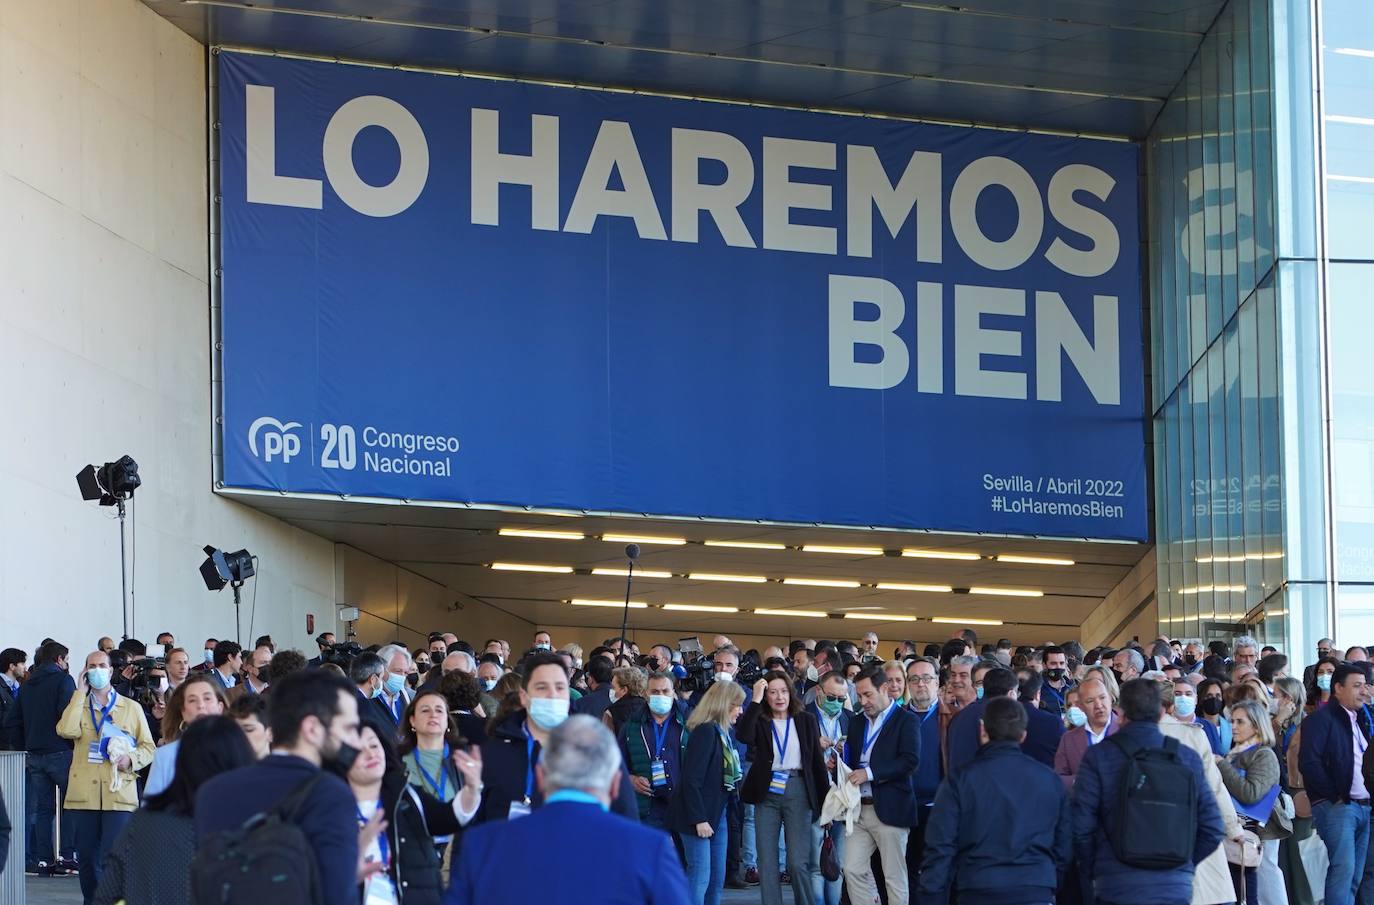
[618,545,640,655]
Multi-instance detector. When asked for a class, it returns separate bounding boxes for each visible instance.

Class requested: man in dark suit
[842,664,920,905]
[573,656,615,721]
[348,651,395,727]
[446,715,689,905]
[306,631,335,669]
[195,670,363,905]
[1015,672,1067,768]
[945,666,1023,774]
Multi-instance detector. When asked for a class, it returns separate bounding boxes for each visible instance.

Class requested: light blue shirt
[142,738,180,799]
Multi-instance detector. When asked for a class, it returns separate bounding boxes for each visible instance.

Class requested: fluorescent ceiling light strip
[489,562,574,573]
[689,572,768,583]
[802,544,885,556]
[703,539,787,550]
[783,577,861,588]
[843,612,918,622]
[601,533,686,545]
[591,567,674,578]
[571,601,651,609]
[931,616,1004,626]
[995,554,1075,566]
[902,549,981,561]
[876,582,953,593]
[499,528,586,540]
[969,587,1044,597]
[1327,114,1374,126]
[754,608,828,618]
[662,603,739,613]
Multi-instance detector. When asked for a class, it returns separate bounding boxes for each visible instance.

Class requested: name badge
[363,875,396,905]
[769,770,789,795]
[651,758,669,789]
[87,741,104,764]
[508,798,532,820]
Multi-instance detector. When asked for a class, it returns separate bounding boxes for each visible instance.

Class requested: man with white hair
[1233,635,1260,668]
[446,716,690,905]
[375,643,414,728]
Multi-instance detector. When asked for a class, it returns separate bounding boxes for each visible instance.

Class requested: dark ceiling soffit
[176,1,1165,127]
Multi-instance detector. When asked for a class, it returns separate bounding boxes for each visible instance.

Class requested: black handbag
[820,833,841,882]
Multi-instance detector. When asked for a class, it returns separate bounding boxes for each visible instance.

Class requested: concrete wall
[1079,548,1159,649]
[339,546,532,651]
[0,0,336,657]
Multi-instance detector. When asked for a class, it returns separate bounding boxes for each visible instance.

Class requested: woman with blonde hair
[1274,676,1314,905]
[603,665,648,735]
[669,679,746,905]
[1216,699,1288,905]
[1080,664,1120,704]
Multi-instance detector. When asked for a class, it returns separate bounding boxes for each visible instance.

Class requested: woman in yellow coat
[56,649,155,904]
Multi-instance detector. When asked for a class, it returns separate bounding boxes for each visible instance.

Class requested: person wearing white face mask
[56,649,156,903]
[476,652,640,824]
[533,630,553,652]
[619,671,687,833]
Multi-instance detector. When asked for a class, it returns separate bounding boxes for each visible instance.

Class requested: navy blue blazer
[666,721,730,833]
[445,800,690,905]
[843,703,920,828]
[194,755,358,905]
[944,700,987,776]
[1300,700,1374,805]
[1021,702,1066,769]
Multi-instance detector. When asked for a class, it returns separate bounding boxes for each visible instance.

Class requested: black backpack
[190,773,325,905]
[1105,734,1198,869]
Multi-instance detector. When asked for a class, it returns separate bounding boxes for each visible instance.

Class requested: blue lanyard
[650,717,670,757]
[771,718,792,763]
[819,712,841,740]
[389,694,403,724]
[411,745,449,799]
[1041,683,1065,706]
[88,692,116,733]
[523,724,539,802]
[861,702,897,761]
[355,804,390,869]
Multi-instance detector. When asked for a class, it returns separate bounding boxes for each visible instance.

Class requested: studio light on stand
[200,545,256,645]
[76,456,142,640]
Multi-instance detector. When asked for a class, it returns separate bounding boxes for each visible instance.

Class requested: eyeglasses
[907,675,937,684]
[823,694,846,704]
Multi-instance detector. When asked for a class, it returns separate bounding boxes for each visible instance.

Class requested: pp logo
[248,416,303,464]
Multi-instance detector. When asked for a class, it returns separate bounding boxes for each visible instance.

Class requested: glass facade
[1324,0,1374,640]
[1150,0,1339,657]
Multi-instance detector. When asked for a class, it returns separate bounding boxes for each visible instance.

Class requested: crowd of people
[0,626,1367,905]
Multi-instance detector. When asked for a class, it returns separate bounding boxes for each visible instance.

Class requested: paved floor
[25,874,766,904]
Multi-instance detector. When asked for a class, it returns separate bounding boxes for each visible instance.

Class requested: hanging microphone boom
[618,544,641,653]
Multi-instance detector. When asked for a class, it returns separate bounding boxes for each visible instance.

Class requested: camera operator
[308,632,336,668]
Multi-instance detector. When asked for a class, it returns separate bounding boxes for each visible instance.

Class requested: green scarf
[719,728,742,791]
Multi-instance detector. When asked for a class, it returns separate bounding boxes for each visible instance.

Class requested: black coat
[919,742,1070,904]
[736,707,828,814]
[604,695,647,736]
[2,663,75,754]
[1020,702,1066,769]
[92,809,195,905]
[477,710,639,823]
[376,770,462,905]
[843,703,920,828]
[666,723,730,833]
[0,681,17,750]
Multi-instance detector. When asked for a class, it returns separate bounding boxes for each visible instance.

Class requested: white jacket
[1159,716,1241,905]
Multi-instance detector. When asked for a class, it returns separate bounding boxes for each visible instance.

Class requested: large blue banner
[218,51,1147,541]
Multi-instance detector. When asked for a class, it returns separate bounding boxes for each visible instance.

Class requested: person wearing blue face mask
[475,652,641,825]
[446,716,690,905]
[619,671,688,835]
[376,644,416,730]
[56,649,156,903]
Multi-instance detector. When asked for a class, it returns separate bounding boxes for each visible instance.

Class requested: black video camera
[321,641,363,666]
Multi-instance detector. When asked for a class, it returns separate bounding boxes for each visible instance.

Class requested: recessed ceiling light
[996,554,1075,566]
[969,587,1044,597]
[703,539,787,550]
[802,544,885,556]
[489,562,574,573]
[499,528,585,540]
[876,582,953,593]
[843,612,918,622]
[783,577,861,588]
[569,599,648,608]
[689,573,768,583]
[663,603,739,613]
[901,549,981,561]
[754,608,828,618]
[931,616,1004,625]
[591,567,674,578]
[601,533,686,545]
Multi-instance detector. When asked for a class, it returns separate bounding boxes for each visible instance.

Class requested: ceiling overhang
[143,0,1222,137]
